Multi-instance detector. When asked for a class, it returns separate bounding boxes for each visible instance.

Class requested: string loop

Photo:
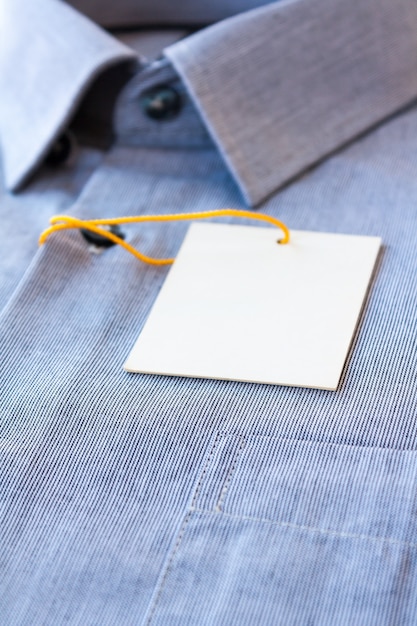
[39,209,290,265]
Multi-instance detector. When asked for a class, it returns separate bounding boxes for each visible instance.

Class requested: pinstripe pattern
[166,0,417,205]
[1,99,417,622]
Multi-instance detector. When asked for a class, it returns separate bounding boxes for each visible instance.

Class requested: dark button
[45,132,73,166]
[141,85,181,121]
[80,224,125,248]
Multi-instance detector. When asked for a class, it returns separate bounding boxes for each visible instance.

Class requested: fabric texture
[0,0,135,191]
[3,0,416,207]
[0,148,104,309]
[165,0,417,205]
[2,104,417,623]
[114,59,212,149]
[67,0,278,28]
[1,1,417,624]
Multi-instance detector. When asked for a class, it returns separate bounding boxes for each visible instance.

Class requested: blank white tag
[124,223,381,390]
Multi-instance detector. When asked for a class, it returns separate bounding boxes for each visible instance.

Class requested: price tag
[125,222,381,390]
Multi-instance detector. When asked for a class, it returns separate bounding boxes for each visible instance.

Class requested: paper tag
[124,223,381,390]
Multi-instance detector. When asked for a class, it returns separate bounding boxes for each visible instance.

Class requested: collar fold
[165,0,417,205]
[2,0,417,204]
[0,0,136,191]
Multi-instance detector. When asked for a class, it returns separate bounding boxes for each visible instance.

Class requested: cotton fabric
[1,1,417,624]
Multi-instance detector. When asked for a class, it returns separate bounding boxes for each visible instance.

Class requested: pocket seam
[145,431,224,625]
[218,431,417,452]
[190,507,417,550]
[215,436,246,513]
[191,430,224,509]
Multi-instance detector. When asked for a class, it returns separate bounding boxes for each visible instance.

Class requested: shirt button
[141,85,182,121]
[45,132,73,166]
[80,224,125,248]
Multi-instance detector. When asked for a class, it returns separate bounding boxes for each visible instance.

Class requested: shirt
[1,0,417,623]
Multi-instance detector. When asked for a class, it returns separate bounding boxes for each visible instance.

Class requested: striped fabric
[1,0,417,622]
[1,96,417,621]
[165,0,417,205]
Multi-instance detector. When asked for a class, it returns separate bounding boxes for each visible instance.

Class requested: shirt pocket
[193,432,417,539]
[146,432,417,626]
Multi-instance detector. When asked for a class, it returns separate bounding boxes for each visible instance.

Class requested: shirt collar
[165,0,417,205]
[0,0,136,192]
[1,0,417,205]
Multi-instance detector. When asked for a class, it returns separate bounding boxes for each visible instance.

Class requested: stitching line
[215,436,246,512]
[144,431,223,625]
[189,508,417,550]
[216,431,417,452]
[191,430,223,509]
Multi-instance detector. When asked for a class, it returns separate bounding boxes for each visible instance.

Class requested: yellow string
[39,209,290,266]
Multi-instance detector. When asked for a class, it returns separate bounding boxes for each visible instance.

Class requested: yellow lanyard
[39,209,290,266]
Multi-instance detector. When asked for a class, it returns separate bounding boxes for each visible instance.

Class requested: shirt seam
[190,507,417,549]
